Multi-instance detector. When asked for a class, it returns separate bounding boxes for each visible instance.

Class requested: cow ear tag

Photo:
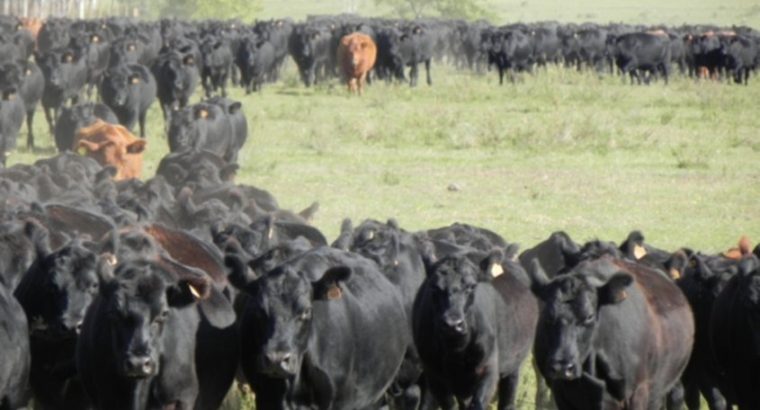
[326,285,342,300]
[198,109,208,119]
[77,146,88,156]
[668,268,681,280]
[633,245,647,260]
[131,76,140,84]
[490,263,504,277]
[189,284,202,299]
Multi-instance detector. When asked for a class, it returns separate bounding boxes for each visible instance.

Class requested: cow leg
[498,67,505,85]
[425,379,455,410]
[26,108,35,150]
[43,104,55,136]
[666,381,685,410]
[425,59,432,86]
[139,110,147,139]
[409,63,419,87]
[495,372,519,410]
[701,385,727,410]
[683,380,700,410]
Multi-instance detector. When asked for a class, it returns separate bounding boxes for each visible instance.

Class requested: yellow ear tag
[366,230,374,240]
[92,35,100,43]
[77,146,89,156]
[6,93,15,101]
[633,245,647,260]
[668,268,681,280]
[198,109,208,119]
[490,263,504,277]
[326,285,342,300]
[25,68,31,76]
[267,226,274,240]
[189,284,202,299]
[131,77,140,84]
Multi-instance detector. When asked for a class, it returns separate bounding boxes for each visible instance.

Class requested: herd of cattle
[1,15,760,163]
[0,12,758,410]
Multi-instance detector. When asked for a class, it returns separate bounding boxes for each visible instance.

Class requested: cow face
[102,68,131,107]
[349,220,400,269]
[425,252,497,350]
[234,264,350,378]
[18,239,108,338]
[102,260,205,378]
[528,259,633,381]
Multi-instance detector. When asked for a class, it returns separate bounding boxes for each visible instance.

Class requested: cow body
[54,102,118,152]
[614,33,672,84]
[528,256,694,410]
[167,100,245,164]
[37,48,88,135]
[100,63,157,138]
[0,282,30,410]
[228,247,408,410]
[337,32,377,95]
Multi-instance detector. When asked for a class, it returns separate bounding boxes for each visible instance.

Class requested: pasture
[10,59,760,408]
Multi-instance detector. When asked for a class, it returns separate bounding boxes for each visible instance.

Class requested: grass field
[10,52,760,410]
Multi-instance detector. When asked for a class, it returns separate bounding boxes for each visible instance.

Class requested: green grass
[10,62,760,409]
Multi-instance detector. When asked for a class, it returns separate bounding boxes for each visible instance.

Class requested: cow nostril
[142,358,154,374]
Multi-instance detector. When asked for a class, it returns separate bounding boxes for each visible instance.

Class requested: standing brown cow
[337,33,377,95]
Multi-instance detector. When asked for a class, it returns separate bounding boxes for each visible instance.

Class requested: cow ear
[664,250,689,280]
[167,275,210,308]
[23,219,51,258]
[224,252,258,291]
[526,258,551,298]
[126,139,146,154]
[480,249,504,281]
[77,140,103,154]
[417,236,438,275]
[227,102,242,115]
[331,218,353,250]
[313,266,351,301]
[598,273,633,305]
[387,218,400,230]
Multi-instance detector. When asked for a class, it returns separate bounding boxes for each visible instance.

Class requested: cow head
[15,237,110,339]
[102,67,133,107]
[76,122,146,181]
[101,259,208,378]
[527,258,633,381]
[226,257,350,378]
[424,250,502,351]
[0,219,50,290]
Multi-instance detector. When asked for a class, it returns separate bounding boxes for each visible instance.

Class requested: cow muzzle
[263,350,297,377]
[124,355,157,378]
[547,359,581,380]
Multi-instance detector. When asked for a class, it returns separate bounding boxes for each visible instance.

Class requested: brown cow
[19,17,43,42]
[337,32,377,95]
[74,120,146,181]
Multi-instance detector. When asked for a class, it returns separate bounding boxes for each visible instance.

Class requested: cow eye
[298,308,312,321]
[90,282,99,292]
[155,310,170,323]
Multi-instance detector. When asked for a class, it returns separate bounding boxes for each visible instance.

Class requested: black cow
[236,34,276,93]
[152,49,199,124]
[613,33,672,84]
[206,96,247,159]
[99,63,157,138]
[167,101,245,164]
[723,35,758,84]
[0,60,43,150]
[14,238,108,410]
[77,259,221,410]
[527,255,694,410]
[289,23,332,87]
[336,218,426,409]
[0,71,25,166]
[487,28,534,85]
[0,272,30,409]
[676,253,738,410]
[36,48,88,136]
[413,247,537,410]
[54,102,118,152]
[226,247,408,410]
[378,24,434,87]
[709,256,760,409]
[199,35,233,98]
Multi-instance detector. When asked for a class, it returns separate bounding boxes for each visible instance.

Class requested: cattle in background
[378,24,434,87]
[723,35,758,84]
[527,255,694,410]
[70,30,111,99]
[167,99,246,164]
[485,27,534,84]
[289,23,333,87]
[613,32,673,84]
[74,120,146,180]
[236,33,277,93]
[99,63,157,138]
[54,102,118,152]
[226,246,408,410]
[199,34,233,98]
[0,61,44,151]
[37,18,71,54]
[36,47,89,136]
[709,256,760,409]
[337,32,377,95]
[152,49,199,124]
